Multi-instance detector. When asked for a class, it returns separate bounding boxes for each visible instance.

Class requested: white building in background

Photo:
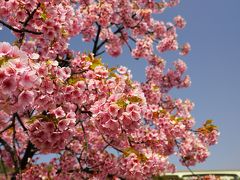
[154,170,240,180]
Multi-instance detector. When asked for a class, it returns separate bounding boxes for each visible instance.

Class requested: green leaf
[156,2,165,10]
[90,58,103,70]
[61,28,68,38]
[204,120,218,132]
[198,119,218,133]
[109,72,117,78]
[123,147,136,157]
[138,153,148,163]
[125,78,132,87]
[175,117,184,122]
[40,3,48,21]
[116,98,128,108]
[40,13,47,21]
[0,56,10,67]
[123,147,148,162]
[205,119,214,125]
[46,164,53,172]
[109,67,117,72]
[27,114,58,125]
[128,96,142,103]
[170,115,184,122]
[152,85,160,91]
[27,115,43,124]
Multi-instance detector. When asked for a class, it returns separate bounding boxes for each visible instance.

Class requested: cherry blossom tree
[0,0,219,179]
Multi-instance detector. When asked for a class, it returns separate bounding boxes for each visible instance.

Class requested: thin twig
[80,110,92,117]
[12,115,21,177]
[94,25,124,55]
[23,3,41,28]
[18,3,42,45]
[101,135,123,153]
[95,50,105,57]
[175,140,200,178]
[0,123,13,135]
[92,23,102,56]
[0,20,42,35]
[14,113,27,132]
[0,138,19,175]
[0,156,8,179]
[121,34,132,52]
[20,141,37,170]
[128,36,136,43]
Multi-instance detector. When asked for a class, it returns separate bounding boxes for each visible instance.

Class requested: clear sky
[1,0,240,171]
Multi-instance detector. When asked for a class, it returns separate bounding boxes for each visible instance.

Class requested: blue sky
[1,0,240,171]
[72,0,240,170]
[160,0,240,170]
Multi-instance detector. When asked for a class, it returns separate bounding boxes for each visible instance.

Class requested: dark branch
[79,110,92,117]
[0,123,13,135]
[21,28,42,35]
[128,36,136,43]
[94,25,125,56]
[20,141,37,170]
[0,20,42,35]
[18,3,42,45]
[92,23,102,56]
[79,106,93,117]
[0,2,42,48]
[14,113,28,132]
[0,156,8,179]
[95,50,105,57]
[12,115,21,178]
[101,135,123,153]
[0,138,19,175]
[120,32,132,52]
[23,3,41,28]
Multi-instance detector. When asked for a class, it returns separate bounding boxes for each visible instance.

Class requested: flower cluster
[0,0,219,179]
[28,109,76,153]
[0,30,218,180]
[0,0,190,60]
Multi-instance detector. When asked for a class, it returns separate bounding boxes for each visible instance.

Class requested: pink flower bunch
[178,132,210,166]
[0,42,40,113]
[157,35,178,53]
[0,0,81,59]
[167,0,181,7]
[90,89,145,138]
[0,39,218,179]
[28,109,76,153]
[132,37,153,59]
[174,15,186,29]
[19,160,59,179]
[0,0,188,59]
[144,58,190,94]
[118,150,175,179]
[180,42,191,56]
[198,129,219,146]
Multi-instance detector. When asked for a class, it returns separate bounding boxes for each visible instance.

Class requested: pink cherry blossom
[0,42,12,56]
[174,15,186,29]
[52,107,66,119]
[18,90,35,107]
[19,71,39,88]
[109,104,119,117]
[180,42,191,56]
[1,76,17,94]
[157,35,178,53]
